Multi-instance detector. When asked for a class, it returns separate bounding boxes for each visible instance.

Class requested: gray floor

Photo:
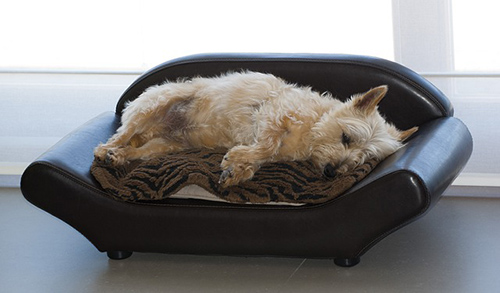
[1,188,500,293]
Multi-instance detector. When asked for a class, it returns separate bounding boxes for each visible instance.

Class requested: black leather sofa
[21,53,473,267]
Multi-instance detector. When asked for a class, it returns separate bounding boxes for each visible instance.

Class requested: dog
[94,71,418,187]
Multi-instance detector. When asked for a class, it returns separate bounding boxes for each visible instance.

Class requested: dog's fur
[94,71,418,187]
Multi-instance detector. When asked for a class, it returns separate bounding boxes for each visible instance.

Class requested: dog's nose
[323,163,337,178]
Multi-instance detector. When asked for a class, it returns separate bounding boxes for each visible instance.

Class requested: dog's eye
[341,132,351,145]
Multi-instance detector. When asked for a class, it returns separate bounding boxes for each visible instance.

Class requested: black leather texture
[20,53,473,261]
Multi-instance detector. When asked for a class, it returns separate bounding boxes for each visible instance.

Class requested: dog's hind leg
[94,115,152,163]
[104,138,184,164]
[94,90,190,163]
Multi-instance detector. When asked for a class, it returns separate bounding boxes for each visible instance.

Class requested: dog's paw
[94,144,110,162]
[219,164,255,187]
[219,151,256,187]
[102,148,127,165]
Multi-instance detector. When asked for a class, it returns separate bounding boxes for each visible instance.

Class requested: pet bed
[21,53,473,267]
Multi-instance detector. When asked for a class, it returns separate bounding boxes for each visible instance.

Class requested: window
[1,0,394,70]
[453,1,500,72]
[392,0,500,188]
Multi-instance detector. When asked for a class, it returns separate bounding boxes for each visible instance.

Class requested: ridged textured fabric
[90,148,379,204]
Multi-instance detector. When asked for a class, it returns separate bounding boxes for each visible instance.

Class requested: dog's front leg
[219,145,261,187]
[219,131,284,187]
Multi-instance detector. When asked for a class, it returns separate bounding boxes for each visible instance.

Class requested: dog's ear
[354,85,388,113]
[399,126,419,142]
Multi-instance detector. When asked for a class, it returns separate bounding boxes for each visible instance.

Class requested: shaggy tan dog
[94,71,417,187]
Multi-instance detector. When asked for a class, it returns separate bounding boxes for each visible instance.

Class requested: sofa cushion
[91,148,379,205]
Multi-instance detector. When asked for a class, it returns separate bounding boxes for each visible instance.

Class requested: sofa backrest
[116,53,453,130]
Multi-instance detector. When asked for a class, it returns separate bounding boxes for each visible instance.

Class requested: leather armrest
[347,117,473,209]
[22,112,119,190]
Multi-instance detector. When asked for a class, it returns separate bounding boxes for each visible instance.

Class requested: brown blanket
[91,148,378,204]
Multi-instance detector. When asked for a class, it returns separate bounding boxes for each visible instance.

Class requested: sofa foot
[107,251,133,260]
[334,257,360,267]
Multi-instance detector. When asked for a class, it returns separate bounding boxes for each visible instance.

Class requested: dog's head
[311,85,418,178]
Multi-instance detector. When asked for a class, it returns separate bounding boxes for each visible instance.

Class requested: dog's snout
[323,163,337,178]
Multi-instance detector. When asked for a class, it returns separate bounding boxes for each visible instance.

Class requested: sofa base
[107,251,133,260]
[334,257,361,267]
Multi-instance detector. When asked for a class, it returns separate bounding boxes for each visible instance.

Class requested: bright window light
[452,0,500,71]
[1,0,394,70]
